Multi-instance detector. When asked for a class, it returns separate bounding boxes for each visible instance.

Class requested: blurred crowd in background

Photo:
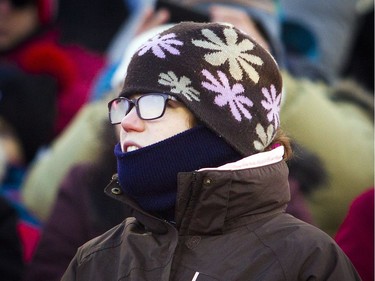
[0,0,373,280]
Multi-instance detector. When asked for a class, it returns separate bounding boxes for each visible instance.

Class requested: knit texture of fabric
[121,22,282,156]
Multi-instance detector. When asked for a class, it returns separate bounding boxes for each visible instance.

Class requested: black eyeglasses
[107,93,177,125]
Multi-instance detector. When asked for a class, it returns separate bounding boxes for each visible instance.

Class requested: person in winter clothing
[0,0,105,267]
[0,0,105,156]
[335,187,374,281]
[106,1,374,236]
[280,73,374,235]
[23,121,125,281]
[22,116,324,281]
[21,23,323,277]
[120,2,374,236]
[61,22,360,281]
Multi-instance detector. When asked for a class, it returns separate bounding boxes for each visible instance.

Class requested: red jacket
[335,188,374,281]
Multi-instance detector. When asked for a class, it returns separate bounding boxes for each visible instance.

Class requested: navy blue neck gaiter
[114,126,242,220]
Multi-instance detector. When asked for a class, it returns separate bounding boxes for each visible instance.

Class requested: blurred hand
[209,5,270,52]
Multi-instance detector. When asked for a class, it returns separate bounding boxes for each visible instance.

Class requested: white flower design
[138,33,183,59]
[253,124,275,151]
[158,71,200,101]
[192,27,263,82]
[261,84,281,128]
[201,69,253,122]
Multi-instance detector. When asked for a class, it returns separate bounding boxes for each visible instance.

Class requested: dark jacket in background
[0,196,24,281]
[23,163,125,281]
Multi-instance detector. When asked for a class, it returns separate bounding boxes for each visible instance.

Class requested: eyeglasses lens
[138,95,166,120]
[109,99,130,124]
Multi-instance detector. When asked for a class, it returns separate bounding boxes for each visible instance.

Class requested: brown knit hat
[121,22,282,156]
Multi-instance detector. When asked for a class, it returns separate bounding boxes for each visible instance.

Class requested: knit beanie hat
[121,22,282,156]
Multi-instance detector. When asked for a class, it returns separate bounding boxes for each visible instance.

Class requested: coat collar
[175,147,289,235]
[105,147,290,236]
[199,146,285,171]
[104,176,170,234]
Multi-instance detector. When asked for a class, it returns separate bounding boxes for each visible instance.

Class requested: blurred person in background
[0,0,109,264]
[22,119,126,281]
[279,0,374,85]
[0,0,105,144]
[56,0,129,54]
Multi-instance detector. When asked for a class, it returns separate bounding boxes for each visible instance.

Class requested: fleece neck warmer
[114,126,242,220]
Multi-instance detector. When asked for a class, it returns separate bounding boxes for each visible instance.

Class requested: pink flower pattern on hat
[261,84,281,128]
[138,33,183,59]
[123,22,283,156]
[202,69,253,122]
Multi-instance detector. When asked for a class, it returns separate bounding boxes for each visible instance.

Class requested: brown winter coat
[62,148,361,281]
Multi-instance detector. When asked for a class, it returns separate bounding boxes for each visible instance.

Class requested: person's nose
[120,107,145,132]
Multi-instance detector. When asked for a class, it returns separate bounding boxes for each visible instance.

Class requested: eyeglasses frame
[107,93,177,125]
